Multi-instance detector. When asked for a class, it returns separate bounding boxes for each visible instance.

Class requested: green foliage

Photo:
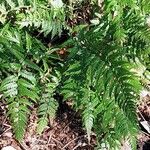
[60,0,150,149]
[0,0,67,37]
[37,73,60,134]
[61,40,141,148]
[0,0,150,149]
[0,25,60,140]
[0,71,38,140]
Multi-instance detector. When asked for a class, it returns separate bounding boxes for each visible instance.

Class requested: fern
[61,50,141,148]
[60,1,150,149]
[0,0,67,37]
[37,74,60,134]
[0,0,150,149]
[0,71,38,140]
[0,25,60,140]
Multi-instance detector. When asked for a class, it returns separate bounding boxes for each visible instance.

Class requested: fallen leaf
[140,121,150,133]
[1,146,16,150]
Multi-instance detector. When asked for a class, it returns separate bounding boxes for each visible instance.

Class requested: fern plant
[0,25,60,140]
[60,0,150,149]
[0,0,150,149]
[61,40,141,149]
[0,0,67,37]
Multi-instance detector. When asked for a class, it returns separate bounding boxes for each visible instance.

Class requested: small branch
[51,137,64,147]
[142,131,150,137]
[72,142,82,150]
[18,141,29,150]
[61,135,86,150]
[137,108,147,121]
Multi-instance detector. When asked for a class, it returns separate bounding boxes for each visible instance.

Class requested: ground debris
[0,101,96,150]
[137,92,150,150]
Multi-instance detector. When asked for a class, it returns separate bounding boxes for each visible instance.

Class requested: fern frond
[0,0,149,148]
[0,0,67,37]
[37,74,60,134]
[7,97,30,140]
[37,94,58,134]
[61,19,143,148]
[0,70,39,140]
[21,6,66,37]
[82,94,98,142]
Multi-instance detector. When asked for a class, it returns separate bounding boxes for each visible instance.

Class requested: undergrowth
[0,0,150,149]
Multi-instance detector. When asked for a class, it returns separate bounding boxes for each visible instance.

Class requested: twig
[51,137,64,147]
[138,108,147,121]
[18,141,29,150]
[72,142,82,150]
[3,123,11,128]
[0,127,11,136]
[48,131,53,144]
[61,135,86,150]
[141,131,150,137]
[47,143,56,146]
[0,123,12,136]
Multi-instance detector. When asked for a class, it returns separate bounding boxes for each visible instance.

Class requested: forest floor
[0,94,150,150]
[0,100,96,150]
